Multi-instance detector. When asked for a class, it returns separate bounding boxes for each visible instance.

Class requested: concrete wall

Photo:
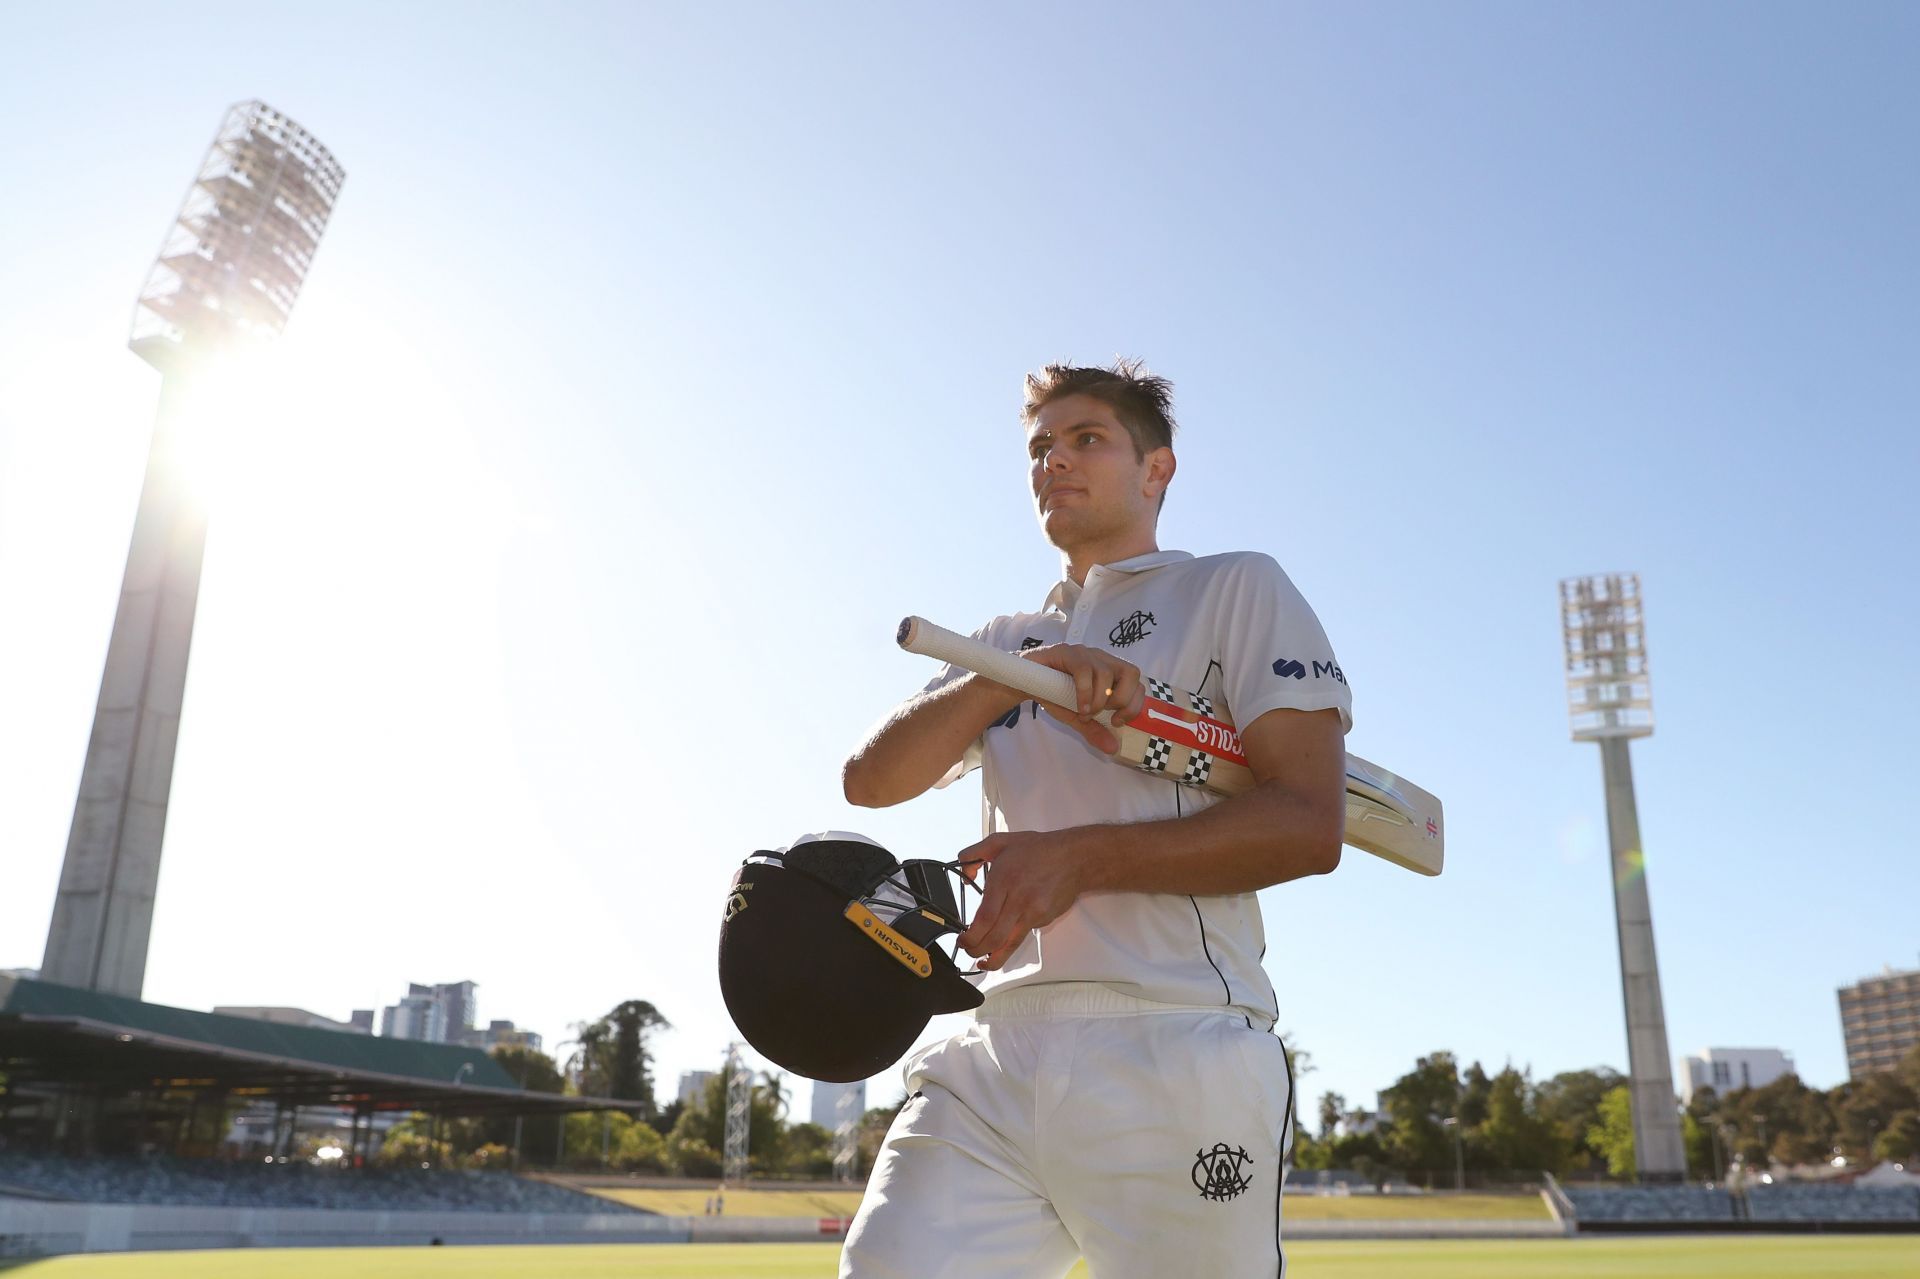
[0,1199,714,1257]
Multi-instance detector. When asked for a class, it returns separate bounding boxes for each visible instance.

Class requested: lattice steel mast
[40,102,343,997]
[833,1084,860,1183]
[723,1044,753,1185]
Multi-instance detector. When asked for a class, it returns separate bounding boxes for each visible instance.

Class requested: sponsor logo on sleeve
[989,639,1049,730]
[1273,657,1347,686]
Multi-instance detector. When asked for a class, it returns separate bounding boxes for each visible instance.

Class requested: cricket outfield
[2,1237,1916,1277]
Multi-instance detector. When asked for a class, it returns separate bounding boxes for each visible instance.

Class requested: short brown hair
[1021,358,1178,460]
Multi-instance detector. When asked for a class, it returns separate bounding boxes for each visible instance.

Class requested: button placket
[1068,573,1100,643]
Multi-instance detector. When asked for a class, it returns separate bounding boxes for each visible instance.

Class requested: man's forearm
[843,674,1023,808]
[1067,779,1343,896]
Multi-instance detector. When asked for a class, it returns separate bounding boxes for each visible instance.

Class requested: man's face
[1026,393,1165,550]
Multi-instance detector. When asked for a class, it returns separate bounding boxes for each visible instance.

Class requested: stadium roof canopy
[0,977,636,1117]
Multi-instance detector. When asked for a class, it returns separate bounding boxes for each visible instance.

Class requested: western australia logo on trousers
[1274,657,1346,686]
[1193,1142,1254,1201]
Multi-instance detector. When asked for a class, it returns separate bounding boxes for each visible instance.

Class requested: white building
[458,1018,542,1053]
[811,1080,867,1131]
[379,981,477,1044]
[1681,1047,1794,1104]
[678,1070,717,1106]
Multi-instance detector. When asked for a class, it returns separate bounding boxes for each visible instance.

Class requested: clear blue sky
[2,2,1916,1125]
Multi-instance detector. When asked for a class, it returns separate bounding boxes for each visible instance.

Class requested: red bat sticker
[1137,698,1246,765]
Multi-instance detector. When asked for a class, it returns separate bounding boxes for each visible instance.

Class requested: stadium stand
[0,1152,641,1215]
[1553,1178,1920,1231]
[1560,1184,1738,1223]
[1745,1183,1920,1223]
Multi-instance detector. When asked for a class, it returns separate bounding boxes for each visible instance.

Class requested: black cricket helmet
[718,832,983,1083]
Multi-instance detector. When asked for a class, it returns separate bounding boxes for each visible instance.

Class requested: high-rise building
[1679,1048,1794,1105]
[1839,966,1920,1078]
[811,1080,867,1131]
[378,981,477,1044]
[678,1070,717,1106]
[459,1019,542,1053]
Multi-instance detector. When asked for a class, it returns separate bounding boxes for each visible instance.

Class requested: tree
[667,1067,791,1177]
[1324,1131,1390,1188]
[1458,1063,1492,1129]
[561,1110,668,1172]
[468,1043,567,1165]
[1317,1091,1346,1142]
[1290,1130,1328,1171]
[1378,1052,1460,1178]
[571,1000,672,1121]
[375,1116,455,1169]
[1900,1043,1920,1101]
[1720,1073,1825,1168]
[1831,1070,1917,1163]
[781,1122,835,1179]
[1478,1067,1562,1175]
[1879,1110,1920,1164]
[1587,1086,1635,1178]
[1535,1067,1624,1174]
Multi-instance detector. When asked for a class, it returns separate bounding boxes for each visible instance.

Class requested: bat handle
[897,616,1081,711]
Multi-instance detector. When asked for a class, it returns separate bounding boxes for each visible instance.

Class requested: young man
[838,361,1352,1279]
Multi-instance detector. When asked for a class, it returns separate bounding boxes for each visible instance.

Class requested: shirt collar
[1043,549,1193,614]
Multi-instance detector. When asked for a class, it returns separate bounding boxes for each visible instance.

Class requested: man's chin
[1038,508,1081,547]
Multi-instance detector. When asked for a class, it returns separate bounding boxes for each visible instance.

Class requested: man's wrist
[1059,823,1118,895]
[959,671,1027,721]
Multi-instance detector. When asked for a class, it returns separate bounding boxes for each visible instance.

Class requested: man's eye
[1080,432,1099,445]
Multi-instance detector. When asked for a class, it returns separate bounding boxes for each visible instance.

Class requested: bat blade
[897,615,1443,876]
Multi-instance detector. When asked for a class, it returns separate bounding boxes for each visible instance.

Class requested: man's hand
[1014,644,1146,755]
[954,830,1089,971]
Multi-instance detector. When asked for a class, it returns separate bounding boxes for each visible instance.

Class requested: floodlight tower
[723,1044,753,1185]
[1560,573,1686,1181]
[40,102,343,997]
[832,1084,860,1183]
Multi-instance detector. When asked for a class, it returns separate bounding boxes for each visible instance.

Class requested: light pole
[40,100,343,999]
[1560,573,1686,1181]
[1442,1118,1464,1192]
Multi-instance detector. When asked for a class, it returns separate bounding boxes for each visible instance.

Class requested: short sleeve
[917,617,1011,788]
[1217,553,1353,735]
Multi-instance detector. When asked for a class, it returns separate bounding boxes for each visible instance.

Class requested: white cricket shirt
[924,550,1352,1025]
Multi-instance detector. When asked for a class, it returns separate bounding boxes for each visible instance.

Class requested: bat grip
[897,616,1082,711]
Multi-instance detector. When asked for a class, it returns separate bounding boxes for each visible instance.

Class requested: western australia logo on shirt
[1107,610,1156,647]
[1274,657,1346,686]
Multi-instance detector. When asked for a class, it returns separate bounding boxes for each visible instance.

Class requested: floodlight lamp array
[1561,572,1654,741]
[130,100,346,370]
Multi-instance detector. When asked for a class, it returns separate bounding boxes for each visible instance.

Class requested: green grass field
[2,1237,1917,1278]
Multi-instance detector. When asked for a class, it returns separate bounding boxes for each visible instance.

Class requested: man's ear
[1145,447,1176,499]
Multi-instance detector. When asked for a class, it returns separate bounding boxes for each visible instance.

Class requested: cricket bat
[897,615,1443,877]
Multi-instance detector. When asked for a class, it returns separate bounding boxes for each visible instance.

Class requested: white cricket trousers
[840,984,1295,1279]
